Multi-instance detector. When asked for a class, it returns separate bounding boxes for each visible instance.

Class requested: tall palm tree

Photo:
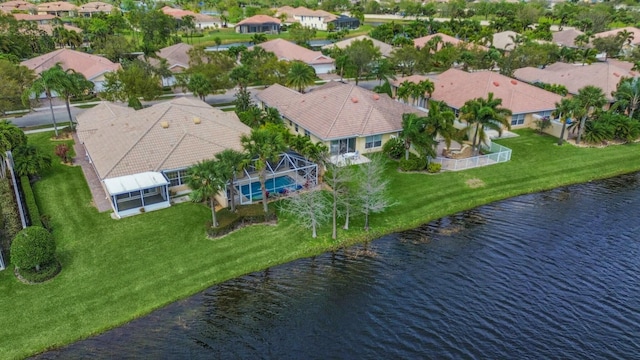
[241,127,287,213]
[416,79,434,104]
[612,77,640,119]
[553,97,580,146]
[401,112,427,160]
[575,85,607,144]
[187,160,226,227]
[396,80,413,104]
[461,93,512,155]
[215,149,247,213]
[58,69,94,130]
[22,63,68,137]
[285,61,316,93]
[424,100,457,153]
[371,58,396,85]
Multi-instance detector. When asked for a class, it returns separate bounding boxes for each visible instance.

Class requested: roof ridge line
[359,105,375,136]
[156,132,189,171]
[325,84,353,138]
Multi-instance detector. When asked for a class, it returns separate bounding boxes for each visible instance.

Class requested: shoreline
[5,129,640,359]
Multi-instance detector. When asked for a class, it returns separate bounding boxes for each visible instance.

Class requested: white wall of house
[196,20,220,29]
[295,15,328,30]
[312,63,335,74]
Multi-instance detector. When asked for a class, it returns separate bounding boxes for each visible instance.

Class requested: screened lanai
[103,172,171,218]
[232,152,318,205]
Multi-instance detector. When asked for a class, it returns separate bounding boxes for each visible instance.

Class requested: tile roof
[36,1,77,12]
[146,43,193,72]
[414,33,488,52]
[21,49,120,81]
[513,60,636,101]
[37,23,83,35]
[257,82,426,140]
[594,26,640,46]
[0,0,34,12]
[12,13,55,22]
[77,2,113,14]
[160,6,220,23]
[322,35,394,58]
[427,69,562,114]
[235,14,281,26]
[552,28,585,48]
[492,31,520,50]
[251,38,334,65]
[76,97,251,179]
[275,6,337,22]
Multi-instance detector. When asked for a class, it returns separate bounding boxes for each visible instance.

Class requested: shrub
[534,117,552,134]
[427,162,442,173]
[55,143,71,163]
[20,175,41,227]
[0,177,22,253]
[16,259,61,283]
[11,226,55,272]
[399,153,427,171]
[583,120,614,144]
[382,137,404,159]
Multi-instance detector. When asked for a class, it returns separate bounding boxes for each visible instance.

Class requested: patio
[329,152,371,166]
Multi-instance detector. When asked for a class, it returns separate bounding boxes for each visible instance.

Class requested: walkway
[71,133,112,213]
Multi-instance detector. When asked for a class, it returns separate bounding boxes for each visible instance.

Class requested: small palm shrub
[427,162,442,173]
[383,137,404,159]
[583,120,614,144]
[399,153,427,171]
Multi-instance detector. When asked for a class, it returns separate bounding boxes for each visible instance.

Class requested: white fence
[432,143,512,171]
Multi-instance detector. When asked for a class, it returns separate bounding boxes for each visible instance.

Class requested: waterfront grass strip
[1,129,639,359]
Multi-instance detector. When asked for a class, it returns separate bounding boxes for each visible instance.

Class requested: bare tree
[324,163,354,240]
[279,189,331,238]
[355,157,393,231]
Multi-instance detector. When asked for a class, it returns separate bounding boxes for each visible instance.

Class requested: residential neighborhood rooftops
[77,2,113,14]
[235,14,281,26]
[76,97,251,179]
[257,81,426,140]
[322,35,394,58]
[36,1,77,12]
[414,33,487,51]
[426,69,563,114]
[275,6,337,22]
[160,6,220,23]
[11,13,55,22]
[251,38,334,65]
[0,0,34,13]
[552,28,585,48]
[21,48,120,81]
[594,26,640,46]
[147,42,193,73]
[513,60,636,101]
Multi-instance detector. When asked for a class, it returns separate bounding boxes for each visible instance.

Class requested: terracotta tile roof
[389,74,430,88]
[0,0,35,12]
[323,35,394,58]
[513,61,636,101]
[414,33,488,52]
[77,2,113,14]
[492,31,520,50]
[251,38,334,65]
[21,48,120,81]
[37,23,83,35]
[12,13,55,22]
[145,43,193,73]
[594,26,640,46]
[160,6,220,23]
[76,97,251,179]
[36,1,77,12]
[257,82,426,140]
[427,69,562,114]
[236,14,281,26]
[552,28,585,48]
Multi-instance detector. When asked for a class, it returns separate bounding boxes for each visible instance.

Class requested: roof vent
[193,117,201,124]
[160,121,169,129]
[372,94,380,100]
[510,80,517,85]
[351,97,358,103]
[613,72,620,77]
[493,81,500,87]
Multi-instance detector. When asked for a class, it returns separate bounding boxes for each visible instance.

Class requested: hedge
[20,176,41,227]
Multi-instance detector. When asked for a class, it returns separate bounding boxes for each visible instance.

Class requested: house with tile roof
[593,26,640,56]
[322,35,394,58]
[36,1,77,17]
[392,69,563,129]
[235,15,281,34]
[251,38,335,74]
[161,6,221,29]
[513,60,636,103]
[492,30,521,51]
[274,6,358,31]
[414,33,488,52]
[21,48,120,92]
[257,81,426,158]
[0,0,35,13]
[77,2,113,17]
[12,13,83,36]
[143,43,193,86]
[552,28,586,48]
[75,97,251,218]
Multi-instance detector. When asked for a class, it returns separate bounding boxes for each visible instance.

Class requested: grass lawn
[2,129,640,359]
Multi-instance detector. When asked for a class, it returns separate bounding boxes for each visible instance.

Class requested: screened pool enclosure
[232,152,318,205]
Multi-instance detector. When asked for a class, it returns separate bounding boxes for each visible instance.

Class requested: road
[6,79,379,129]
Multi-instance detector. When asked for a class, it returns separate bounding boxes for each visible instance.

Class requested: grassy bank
[1,129,640,359]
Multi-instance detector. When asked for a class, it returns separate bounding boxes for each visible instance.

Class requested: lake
[35,173,640,359]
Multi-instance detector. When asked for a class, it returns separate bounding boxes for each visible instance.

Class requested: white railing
[431,143,512,171]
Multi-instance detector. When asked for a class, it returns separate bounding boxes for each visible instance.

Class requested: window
[295,124,299,132]
[164,169,188,187]
[537,110,552,119]
[304,130,310,137]
[289,120,292,126]
[511,113,525,126]
[365,135,382,149]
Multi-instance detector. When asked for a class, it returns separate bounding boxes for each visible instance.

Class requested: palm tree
[285,61,316,93]
[416,79,434,105]
[251,33,267,44]
[13,144,52,177]
[58,69,94,130]
[424,100,457,153]
[215,149,247,213]
[401,112,427,160]
[578,48,598,65]
[575,85,607,145]
[396,80,413,104]
[553,97,580,146]
[461,93,512,155]
[240,127,287,213]
[370,58,396,85]
[187,160,226,227]
[22,63,68,137]
[612,77,640,119]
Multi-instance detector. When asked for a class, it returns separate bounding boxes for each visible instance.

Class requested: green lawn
[2,129,640,359]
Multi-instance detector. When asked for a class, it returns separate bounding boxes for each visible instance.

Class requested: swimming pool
[238,176,300,200]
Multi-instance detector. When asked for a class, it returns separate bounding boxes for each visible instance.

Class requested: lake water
[35,173,640,359]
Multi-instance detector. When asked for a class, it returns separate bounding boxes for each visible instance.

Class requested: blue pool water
[239,176,298,199]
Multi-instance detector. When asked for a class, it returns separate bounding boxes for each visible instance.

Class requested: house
[322,35,394,58]
[75,97,251,218]
[161,6,221,29]
[144,43,193,86]
[257,81,426,158]
[274,6,359,31]
[21,48,121,92]
[414,33,488,52]
[12,13,55,25]
[0,0,35,14]
[77,2,113,17]
[492,30,521,51]
[392,69,562,129]
[36,1,77,17]
[513,60,636,103]
[251,38,334,74]
[235,15,281,34]
[593,26,640,56]
[552,28,586,48]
